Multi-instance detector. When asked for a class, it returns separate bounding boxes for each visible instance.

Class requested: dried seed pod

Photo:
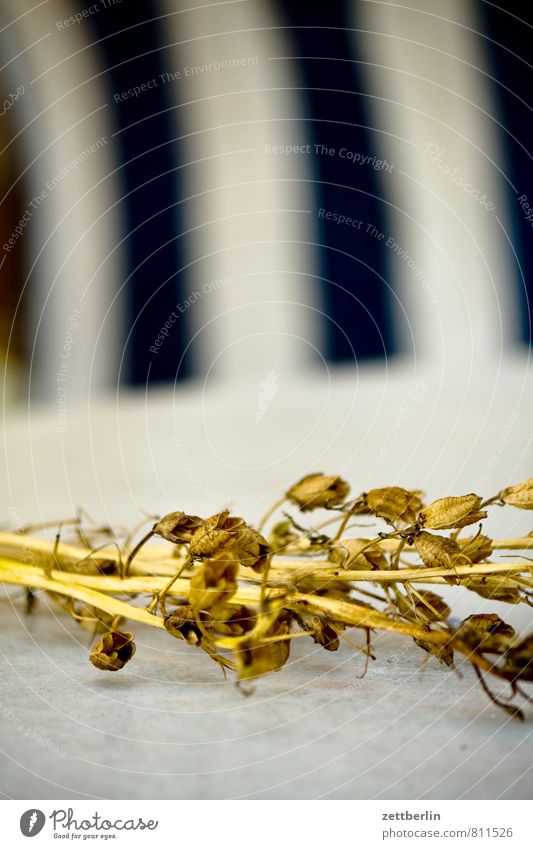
[500,479,533,510]
[412,590,451,622]
[268,520,298,553]
[188,549,239,610]
[209,603,255,637]
[456,533,493,563]
[328,538,388,570]
[235,527,270,572]
[291,603,342,651]
[164,604,206,645]
[503,634,533,681]
[457,614,515,653]
[189,510,246,558]
[364,487,423,525]
[286,473,350,511]
[467,581,522,605]
[234,616,292,680]
[153,511,204,544]
[413,637,454,667]
[418,494,486,530]
[413,531,462,569]
[89,630,136,671]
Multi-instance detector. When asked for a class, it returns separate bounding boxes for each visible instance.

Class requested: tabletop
[1,357,532,799]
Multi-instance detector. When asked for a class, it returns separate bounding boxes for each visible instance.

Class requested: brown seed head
[189,510,246,558]
[413,531,462,569]
[418,494,486,530]
[412,590,451,622]
[328,538,388,570]
[89,630,136,671]
[188,548,239,610]
[153,511,204,544]
[364,486,423,525]
[234,616,292,680]
[235,527,271,572]
[164,604,206,645]
[286,473,350,511]
[457,614,515,653]
[500,479,533,510]
[209,603,256,637]
[503,633,533,681]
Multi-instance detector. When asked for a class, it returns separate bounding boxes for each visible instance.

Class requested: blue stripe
[278,3,395,361]
[481,0,533,346]
[89,3,192,383]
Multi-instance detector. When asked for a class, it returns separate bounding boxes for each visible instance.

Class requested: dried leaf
[419,494,486,530]
[286,473,350,511]
[90,630,136,671]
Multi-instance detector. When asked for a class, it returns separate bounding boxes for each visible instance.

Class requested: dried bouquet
[1,476,532,718]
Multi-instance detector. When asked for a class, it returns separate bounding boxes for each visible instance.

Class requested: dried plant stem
[0,556,164,629]
[257,496,286,532]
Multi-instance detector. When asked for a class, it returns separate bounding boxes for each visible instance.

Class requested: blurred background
[0,0,531,405]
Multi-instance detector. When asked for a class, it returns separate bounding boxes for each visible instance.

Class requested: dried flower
[291,603,342,651]
[419,494,486,530]
[188,549,239,610]
[153,511,204,544]
[457,614,515,653]
[235,527,270,573]
[363,486,423,525]
[2,470,533,719]
[189,510,246,559]
[500,479,533,510]
[467,581,522,605]
[89,630,136,671]
[164,604,204,645]
[268,520,298,553]
[234,615,292,680]
[413,531,463,570]
[412,590,450,622]
[328,538,387,570]
[503,634,533,681]
[286,473,350,511]
[209,603,255,637]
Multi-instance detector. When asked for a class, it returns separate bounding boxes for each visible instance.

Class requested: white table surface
[1,358,532,799]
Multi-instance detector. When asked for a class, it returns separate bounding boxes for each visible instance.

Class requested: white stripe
[0,0,123,401]
[351,0,521,362]
[159,0,323,379]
